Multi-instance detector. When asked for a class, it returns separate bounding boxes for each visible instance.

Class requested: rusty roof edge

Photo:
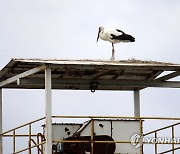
[11,58,180,67]
[0,58,179,74]
[1,58,180,79]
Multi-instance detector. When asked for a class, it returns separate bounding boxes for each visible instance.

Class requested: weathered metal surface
[51,123,82,141]
[0,65,46,88]
[51,119,141,153]
[0,58,180,90]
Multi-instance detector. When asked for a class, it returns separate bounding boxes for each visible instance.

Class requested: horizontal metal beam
[47,63,180,71]
[0,65,46,88]
[8,78,180,89]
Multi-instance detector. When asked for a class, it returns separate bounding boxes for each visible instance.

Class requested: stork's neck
[99,30,108,41]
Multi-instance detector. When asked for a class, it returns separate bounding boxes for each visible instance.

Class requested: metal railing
[1,115,180,153]
[144,121,180,154]
[0,117,45,154]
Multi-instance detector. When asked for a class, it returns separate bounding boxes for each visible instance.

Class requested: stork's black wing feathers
[110,34,116,38]
[116,29,125,34]
[112,33,135,42]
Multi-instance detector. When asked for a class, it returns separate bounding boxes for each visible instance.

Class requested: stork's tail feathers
[126,34,135,42]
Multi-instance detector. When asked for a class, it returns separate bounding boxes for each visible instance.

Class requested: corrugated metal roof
[0,58,180,90]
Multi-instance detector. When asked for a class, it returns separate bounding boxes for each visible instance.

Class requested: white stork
[96,26,135,60]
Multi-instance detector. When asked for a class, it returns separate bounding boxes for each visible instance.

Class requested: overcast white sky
[1,0,180,153]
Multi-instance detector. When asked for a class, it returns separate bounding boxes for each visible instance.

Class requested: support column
[134,90,140,117]
[0,89,2,154]
[44,67,52,154]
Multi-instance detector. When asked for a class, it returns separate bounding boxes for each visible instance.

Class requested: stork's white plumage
[96,26,135,60]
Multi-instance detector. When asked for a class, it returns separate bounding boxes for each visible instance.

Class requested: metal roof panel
[0,58,180,90]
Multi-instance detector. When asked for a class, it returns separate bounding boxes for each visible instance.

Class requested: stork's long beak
[96,28,100,42]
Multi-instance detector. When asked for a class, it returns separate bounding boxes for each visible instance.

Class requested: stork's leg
[111,43,115,60]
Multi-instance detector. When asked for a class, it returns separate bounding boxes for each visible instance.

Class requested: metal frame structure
[0,58,180,153]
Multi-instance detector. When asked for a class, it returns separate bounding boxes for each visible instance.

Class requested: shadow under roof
[0,58,180,90]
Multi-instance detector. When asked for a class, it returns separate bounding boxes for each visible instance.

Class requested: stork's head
[96,26,104,42]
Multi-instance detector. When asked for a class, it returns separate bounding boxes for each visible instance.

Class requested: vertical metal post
[139,119,143,154]
[134,90,140,117]
[134,90,141,153]
[91,118,94,154]
[28,124,32,154]
[0,89,2,154]
[44,66,52,154]
[172,126,174,154]
[155,132,157,154]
